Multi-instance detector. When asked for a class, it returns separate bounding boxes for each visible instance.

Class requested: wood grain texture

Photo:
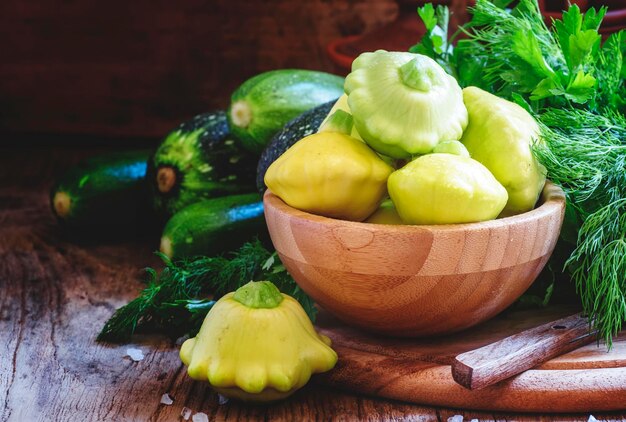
[2,145,626,421]
[0,0,398,140]
[263,183,566,337]
[316,308,626,412]
[452,313,597,390]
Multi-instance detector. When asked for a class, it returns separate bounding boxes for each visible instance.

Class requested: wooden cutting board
[315,306,626,413]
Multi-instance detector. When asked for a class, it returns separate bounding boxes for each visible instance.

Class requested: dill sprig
[534,110,626,345]
[97,240,316,343]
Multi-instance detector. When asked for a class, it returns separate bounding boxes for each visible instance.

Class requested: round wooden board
[315,306,626,413]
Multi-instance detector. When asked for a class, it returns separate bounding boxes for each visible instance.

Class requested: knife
[452,313,598,390]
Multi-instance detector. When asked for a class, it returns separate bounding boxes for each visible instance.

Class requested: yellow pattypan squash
[461,86,547,216]
[388,153,508,225]
[264,130,394,221]
[180,281,337,402]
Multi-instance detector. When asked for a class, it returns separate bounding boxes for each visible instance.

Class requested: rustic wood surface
[2,145,626,421]
[263,186,565,337]
[317,308,626,412]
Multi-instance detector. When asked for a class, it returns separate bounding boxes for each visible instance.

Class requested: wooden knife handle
[452,313,597,390]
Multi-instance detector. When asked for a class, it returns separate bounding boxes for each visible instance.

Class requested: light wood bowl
[264,182,566,337]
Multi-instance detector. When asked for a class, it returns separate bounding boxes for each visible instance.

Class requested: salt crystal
[447,416,464,422]
[126,348,144,362]
[192,412,209,422]
[160,393,174,405]
[588,416,598,422]
[470,420,478,422]
[218,394,229,405]
[181,407,192,420]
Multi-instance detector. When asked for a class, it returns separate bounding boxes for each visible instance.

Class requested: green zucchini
[160,193,266,259]
[228,69,344,154]
[149,111,258,217]
[50,150,151,230]
[255,101,335,193]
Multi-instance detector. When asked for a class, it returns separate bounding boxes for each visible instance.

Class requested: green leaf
[568,30,601,70]
[582,6,607,31]
[511,92,532,112]
[561,4,583,36]
[530,77,562,101]
[621,31,626,80]
[411,4,454,76]
[435,4,449,33]
[492,0,515,8]
[511,29,556,79]
[418,3,437,31]
[454,40,485,88]
[262,253,276,271]
[564,70,596,103]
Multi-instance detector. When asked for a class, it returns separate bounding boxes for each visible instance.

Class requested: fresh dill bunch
[536,109,626,206]
[534,109,626,346]
[568,200,626,346]
[98,240,316,343]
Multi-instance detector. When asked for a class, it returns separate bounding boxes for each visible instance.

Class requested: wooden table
[2,144,626,421]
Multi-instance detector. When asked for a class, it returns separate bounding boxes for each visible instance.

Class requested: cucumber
[228,69,344,154]
[255,101,335,193]
[149,111,258,217]
[160,193,266,259]
[50,150,152,230]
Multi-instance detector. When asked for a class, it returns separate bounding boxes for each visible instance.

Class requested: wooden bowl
[264,182,566,337]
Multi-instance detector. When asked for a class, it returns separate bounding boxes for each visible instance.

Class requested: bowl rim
[263,181,566,233]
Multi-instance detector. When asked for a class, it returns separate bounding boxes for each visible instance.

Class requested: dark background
[0,0,400,143]
[2,0,622,144]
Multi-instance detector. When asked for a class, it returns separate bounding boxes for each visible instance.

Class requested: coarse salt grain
[192,412,209,422]
[160,393,174,405]
[181,407,192,420]
[588,416,598,422]
[126,348,144,362]
[218,394,229,405]
[448,416,464,422]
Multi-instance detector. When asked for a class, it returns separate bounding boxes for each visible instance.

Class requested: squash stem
[230,100,252,129]
[156,166,177,194]
[160,236,173,258]
[53,191,71,218]
[233,281,283,309]
[399,58,436,91]
[318,110,354,135]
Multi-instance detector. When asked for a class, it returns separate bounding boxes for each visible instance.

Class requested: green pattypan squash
[388,153,508,224]
[461,87,547,216]
[344,50,468,158]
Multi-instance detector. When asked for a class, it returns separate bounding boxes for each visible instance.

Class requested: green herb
[409,3,455,76]
[97,240,316,343]
[414,0,626,345]
[533,110,626,344]
[415,0,624,112]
